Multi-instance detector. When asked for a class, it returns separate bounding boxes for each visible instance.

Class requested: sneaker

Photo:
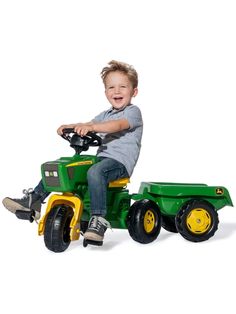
[83,215,111,243]
[2,188,42,221]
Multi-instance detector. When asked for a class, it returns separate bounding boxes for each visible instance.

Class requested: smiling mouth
[113,97,123,101]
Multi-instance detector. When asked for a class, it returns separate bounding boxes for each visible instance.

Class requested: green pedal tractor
[38,129,233,252]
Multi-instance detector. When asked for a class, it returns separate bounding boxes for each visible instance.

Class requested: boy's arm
[74,119,129,137]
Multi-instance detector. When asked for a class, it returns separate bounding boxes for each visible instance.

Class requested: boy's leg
[2,180,50,221]
[34,180,50,201]
[84,158,129,243]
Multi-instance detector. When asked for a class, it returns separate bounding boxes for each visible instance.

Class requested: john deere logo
[216,188,224,195]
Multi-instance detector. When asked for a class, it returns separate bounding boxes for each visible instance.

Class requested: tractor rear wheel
[44,205,74,252]
[127,199,162,244]
[175,199,219,242]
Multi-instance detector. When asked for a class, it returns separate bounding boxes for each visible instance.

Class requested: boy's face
[104,71,138,110]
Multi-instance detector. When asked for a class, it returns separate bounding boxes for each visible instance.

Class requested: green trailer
[37,130,233,252]
[128,182,233,243]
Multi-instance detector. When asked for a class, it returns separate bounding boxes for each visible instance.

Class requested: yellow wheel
[127,200,162,244]
[186,208,211,234]
[176,200,219,242]
[144,210,156,233]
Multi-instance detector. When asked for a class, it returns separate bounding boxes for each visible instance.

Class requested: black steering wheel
[61,128,102,154]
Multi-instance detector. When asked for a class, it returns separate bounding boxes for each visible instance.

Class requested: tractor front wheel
[44,205,74,252]
[127,199,162,244]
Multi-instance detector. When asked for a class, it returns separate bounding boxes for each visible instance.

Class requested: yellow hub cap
[186,208,212,234]
[144,210,156,233]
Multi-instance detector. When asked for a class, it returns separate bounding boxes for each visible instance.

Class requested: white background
[0,1,235,313]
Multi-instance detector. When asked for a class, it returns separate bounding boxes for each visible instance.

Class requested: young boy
[2,60,143,244]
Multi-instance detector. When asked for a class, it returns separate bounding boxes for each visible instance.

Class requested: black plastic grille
[42,163,60,187]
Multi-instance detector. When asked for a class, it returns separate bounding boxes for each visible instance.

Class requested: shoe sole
[2,198,31,214]
[83,231,104,242]
[2,198,40,220]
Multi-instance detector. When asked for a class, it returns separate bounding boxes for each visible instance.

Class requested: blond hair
[101,60,138,88]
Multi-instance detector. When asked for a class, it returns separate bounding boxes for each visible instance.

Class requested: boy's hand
[57,125,69,135]
[57,123,83,135]
[74,124,94,137]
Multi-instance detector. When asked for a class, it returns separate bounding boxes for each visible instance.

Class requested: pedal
[15,210,34,223]
[83,239,103,247]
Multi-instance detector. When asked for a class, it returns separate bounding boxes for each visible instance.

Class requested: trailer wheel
[161,215,178,233]
[175,199,219,242]
[126,200,162,244]
[44,204,74,252]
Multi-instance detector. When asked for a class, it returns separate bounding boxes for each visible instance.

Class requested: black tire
[126,199,162,244]
[44,205,74,252]
[161,215,178,233]
[175,199,219,242]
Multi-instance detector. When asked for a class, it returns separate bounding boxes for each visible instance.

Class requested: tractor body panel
[41,155,99,192]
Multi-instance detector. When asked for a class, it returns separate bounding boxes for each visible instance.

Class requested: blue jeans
[34,180,50,201]
[34,157,129,217]
[87,157,129,217]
